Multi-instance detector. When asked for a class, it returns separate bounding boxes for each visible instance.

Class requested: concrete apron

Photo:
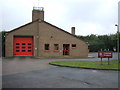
[2,57,56,75]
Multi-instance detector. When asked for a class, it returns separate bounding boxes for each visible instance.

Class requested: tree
[0,31,6,57]
[77,33,119,52]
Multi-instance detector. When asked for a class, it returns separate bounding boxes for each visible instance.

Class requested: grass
[50,60,120,70]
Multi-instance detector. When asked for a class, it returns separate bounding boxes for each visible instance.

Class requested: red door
[14,37,33,56]
[63,44,70,56]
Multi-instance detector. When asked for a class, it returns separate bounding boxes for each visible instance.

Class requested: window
[45,44,49,50]
[54,44,59,51]
[22,50,26,52]
[16,47,19,48]
[28,43,32,45]
[16,50,20,52]
[22,47,25,48]
[28,47,31,49]
[72,44,76,48]
[28,50,31,52]
[16,43,20,45]
[22,43,26,45]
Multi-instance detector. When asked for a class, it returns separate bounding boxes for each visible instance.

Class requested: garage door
[14,37,33,56]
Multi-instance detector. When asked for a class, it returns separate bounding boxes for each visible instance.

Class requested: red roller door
[14,37,33,56]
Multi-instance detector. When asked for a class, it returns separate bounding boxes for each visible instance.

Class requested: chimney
[32,7,44,21]
[71,27,75,35]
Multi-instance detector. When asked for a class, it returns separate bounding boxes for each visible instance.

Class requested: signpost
[98,51,113,65]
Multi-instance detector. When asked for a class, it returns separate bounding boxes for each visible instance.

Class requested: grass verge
[50,60,120,70]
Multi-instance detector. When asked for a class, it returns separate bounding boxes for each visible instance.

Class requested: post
[115,24,120,63]
[117,26,120,62]
[108,58,110,65]
[101,57,102,65]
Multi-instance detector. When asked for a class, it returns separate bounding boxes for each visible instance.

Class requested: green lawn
[50,60,120,70]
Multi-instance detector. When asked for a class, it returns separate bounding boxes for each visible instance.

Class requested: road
[1,56,119,88]
[2,67,118,88]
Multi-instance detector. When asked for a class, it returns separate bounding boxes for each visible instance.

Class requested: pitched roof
[42,20,87,43]
[6,20,38,33]
[6,19,87,43]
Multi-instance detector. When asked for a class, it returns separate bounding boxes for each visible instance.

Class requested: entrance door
[14,37,33,56]
[63,44,70,56]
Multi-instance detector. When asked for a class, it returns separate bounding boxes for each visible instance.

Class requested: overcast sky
[1,0,119,36]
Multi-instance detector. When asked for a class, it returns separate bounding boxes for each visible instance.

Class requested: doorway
[63,44,70,56]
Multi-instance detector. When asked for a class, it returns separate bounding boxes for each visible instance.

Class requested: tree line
[77,33,120,52]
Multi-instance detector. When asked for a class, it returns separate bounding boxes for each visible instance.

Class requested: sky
[0,0,119,36]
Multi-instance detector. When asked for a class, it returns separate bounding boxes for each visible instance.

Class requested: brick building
[5,7,88,58]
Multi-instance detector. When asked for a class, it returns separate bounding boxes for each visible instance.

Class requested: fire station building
[5,7,88,58]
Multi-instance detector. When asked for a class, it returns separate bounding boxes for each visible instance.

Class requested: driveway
[2,52,119,75]
[2,57,57,75]
[2,56,105,75]
[2,56,119,88]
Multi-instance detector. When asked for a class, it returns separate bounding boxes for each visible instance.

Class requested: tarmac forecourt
[49,60,120,71]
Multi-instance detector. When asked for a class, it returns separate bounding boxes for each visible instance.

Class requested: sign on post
[98,51,113,65]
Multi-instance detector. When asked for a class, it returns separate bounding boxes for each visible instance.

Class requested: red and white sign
[98,51,112,58]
